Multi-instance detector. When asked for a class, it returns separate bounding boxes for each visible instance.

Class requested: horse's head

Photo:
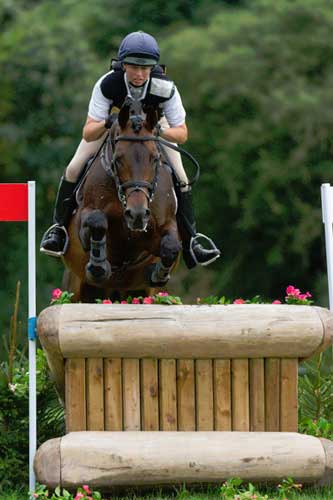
[112,101,160,231]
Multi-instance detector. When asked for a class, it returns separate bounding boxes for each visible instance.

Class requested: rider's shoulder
[99,70,124,99]
[149,67,175,100]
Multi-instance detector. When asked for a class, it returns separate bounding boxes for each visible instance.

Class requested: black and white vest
[100,64,175,109]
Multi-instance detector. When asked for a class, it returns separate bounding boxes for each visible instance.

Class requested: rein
[113,134,201,187]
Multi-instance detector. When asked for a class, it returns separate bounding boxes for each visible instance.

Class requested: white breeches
[65,116,189,191]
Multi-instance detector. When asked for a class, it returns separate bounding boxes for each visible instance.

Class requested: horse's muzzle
[124,207,151,232]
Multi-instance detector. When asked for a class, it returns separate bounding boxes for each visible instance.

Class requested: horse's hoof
[86,261,112,285]
[145,264,170,287]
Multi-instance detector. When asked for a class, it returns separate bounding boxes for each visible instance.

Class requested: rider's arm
[83,72,112,142]
[161,86,188,144]
[160,123,188,144]
[83,116,108,142]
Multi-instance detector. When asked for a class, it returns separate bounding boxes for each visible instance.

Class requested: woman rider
[40,31,220,268]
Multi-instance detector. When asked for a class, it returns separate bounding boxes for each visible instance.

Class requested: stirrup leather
[40,224,69,257]
[189,233,220,267]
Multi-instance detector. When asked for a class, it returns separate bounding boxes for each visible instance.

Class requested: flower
[33,494,38,499]
[286,285,300,297]
[132,297,141,304]
[102,299,112,304]
[8,383,17,393]
[83,485,92,494]
[158,292,169,297]
[233,298,245,304]
[272,300,281,304]
[121,300,128,304]
[74,493,84,500]
[143,296,154,304]
[52,288,62,300]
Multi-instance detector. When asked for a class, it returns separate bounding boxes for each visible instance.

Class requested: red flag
[0,183,28,221]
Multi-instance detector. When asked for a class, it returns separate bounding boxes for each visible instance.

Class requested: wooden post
[232,359,249,431]
[141,359,159,431]
[104,359,122,431]
[177,360,195,431]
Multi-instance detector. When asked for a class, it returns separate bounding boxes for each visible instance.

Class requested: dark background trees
[1,0,333,351]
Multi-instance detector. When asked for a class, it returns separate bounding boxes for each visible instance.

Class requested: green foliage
[298,350,333,422]
[1,0,333,340]
[163,0,333,300]
[32,484,102,500]
[299,417,333,440]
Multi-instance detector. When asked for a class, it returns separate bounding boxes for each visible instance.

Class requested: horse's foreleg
[148,229,181,286]
[81,209,111,285]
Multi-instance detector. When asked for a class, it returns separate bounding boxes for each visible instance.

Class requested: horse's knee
[160,234,181,267]
[82,210,108,241]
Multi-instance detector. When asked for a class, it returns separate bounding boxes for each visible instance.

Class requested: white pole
[321,183,333,310]
[28,181,37,495]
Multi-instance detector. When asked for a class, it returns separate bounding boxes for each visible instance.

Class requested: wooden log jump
[35,304,333,488]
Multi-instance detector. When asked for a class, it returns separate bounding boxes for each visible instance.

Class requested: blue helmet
[118,31,160,66]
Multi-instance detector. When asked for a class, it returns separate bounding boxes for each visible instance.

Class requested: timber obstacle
[35,304,333,490]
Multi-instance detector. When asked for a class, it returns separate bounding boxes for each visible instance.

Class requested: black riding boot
[40,176,76,256]
[177,189,221,269]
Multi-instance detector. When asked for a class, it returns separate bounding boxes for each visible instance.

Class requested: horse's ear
[118,104,130,130]
[145,106,159,131]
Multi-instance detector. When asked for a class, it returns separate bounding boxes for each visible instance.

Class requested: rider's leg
[41,135,107,255]
[159,118,220,269]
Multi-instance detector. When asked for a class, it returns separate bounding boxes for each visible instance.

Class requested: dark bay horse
[63,102,181,302]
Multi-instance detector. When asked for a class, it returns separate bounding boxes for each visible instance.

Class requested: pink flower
[74,494,84,500]
[272,300,281,304]
[52,288,62,300]
[286,285,300,297]
[121,300,128,304]
[32,494,38,499]
[132,297,141,304]
[158,292,169,297]
[83,485,92,494]
[143,296,154,304]
[102,299,112,304]
[233,298,245,304]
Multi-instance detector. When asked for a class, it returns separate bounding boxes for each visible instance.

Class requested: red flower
[83,485,92,494]
[143,296,154,304]
[102,299,112,304]
[52,288,62,300]
[233,298,245,304]
[272,300,281,304]
[132,297,141,304]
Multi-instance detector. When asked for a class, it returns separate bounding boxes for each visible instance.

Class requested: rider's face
[123,64,153,86]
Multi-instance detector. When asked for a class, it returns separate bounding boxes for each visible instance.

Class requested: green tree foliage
[0,0,332,338]
[163,0,333,298]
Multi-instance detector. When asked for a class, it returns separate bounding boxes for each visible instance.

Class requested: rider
[40,31,220,268]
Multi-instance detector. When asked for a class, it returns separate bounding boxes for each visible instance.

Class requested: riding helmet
[118,31,160,66]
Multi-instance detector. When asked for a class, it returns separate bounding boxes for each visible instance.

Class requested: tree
[162,0,333,301]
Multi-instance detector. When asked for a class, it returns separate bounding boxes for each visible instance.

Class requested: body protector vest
[100,63,175,111]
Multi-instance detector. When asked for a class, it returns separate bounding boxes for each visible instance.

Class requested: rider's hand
[105,112,118,129]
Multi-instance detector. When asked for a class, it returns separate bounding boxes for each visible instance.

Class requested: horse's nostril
[124,208,133,219]
[146,209,151,218]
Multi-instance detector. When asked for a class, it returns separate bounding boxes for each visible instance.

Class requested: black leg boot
[40,177,76,256]
[176,188,221,269]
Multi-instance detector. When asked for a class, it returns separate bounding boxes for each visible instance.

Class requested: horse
[62,101,181,302]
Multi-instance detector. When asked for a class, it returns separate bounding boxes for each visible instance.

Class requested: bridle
[110,132,162,209]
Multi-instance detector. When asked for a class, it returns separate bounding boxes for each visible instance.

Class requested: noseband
[109,133,161,209]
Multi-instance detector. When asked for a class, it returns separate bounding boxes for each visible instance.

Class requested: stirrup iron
[40,224,69,257]
[189,233,220,267]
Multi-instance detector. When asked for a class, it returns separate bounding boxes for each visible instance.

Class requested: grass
[2,485,333,500]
